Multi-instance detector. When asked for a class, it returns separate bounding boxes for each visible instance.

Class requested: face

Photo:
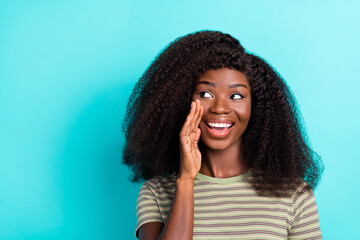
[192,68,251,151]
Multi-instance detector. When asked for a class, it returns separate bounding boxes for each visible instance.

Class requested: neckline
[195,169,252,183]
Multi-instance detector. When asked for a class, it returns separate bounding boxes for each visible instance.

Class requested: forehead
[198,68,250,87]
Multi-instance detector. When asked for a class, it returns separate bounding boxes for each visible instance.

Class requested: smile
[205,121,234,138]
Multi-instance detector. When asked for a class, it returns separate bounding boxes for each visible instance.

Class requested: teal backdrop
[1,0,359,239]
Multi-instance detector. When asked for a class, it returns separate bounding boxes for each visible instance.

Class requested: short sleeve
[135,181,164,239]
[289,183,322,239]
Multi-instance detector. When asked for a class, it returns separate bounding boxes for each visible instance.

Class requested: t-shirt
[135,170,322,239]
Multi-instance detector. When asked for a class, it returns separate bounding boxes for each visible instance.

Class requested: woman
[123,30,324,239]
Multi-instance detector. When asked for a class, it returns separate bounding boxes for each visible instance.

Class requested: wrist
[176,174,196,183]
[176,171,197,182]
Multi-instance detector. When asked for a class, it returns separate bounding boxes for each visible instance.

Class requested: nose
[209,97,231,114]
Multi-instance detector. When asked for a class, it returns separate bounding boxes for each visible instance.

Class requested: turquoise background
[1,0,359,239]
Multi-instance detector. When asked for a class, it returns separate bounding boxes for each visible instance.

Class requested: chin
[200,139,234,151]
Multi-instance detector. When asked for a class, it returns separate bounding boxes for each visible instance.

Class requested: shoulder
[291,181,314,201]
[138,173,177,197]
[290,181,318,219]
[135,175,176,239]
[287,182,322,237]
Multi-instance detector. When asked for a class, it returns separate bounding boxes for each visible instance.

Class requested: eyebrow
[197,81,248,89]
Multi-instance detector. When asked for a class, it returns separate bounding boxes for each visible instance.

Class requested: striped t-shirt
[135,170,322,239]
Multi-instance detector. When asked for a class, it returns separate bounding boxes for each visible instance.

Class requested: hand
[178,99,203,181]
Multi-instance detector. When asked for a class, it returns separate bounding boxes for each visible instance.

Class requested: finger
[188,101,196,121]
[190,100,200,132]
[181,102,194,134]
[194,100,202,129]
[194,128,201,145]
[188,101,197,134]
[179,114,191,137]
[180,101,194,136]
[186,102,196,136]
[194,105,203,130]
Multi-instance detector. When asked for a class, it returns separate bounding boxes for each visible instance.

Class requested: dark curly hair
[122,30,323,197]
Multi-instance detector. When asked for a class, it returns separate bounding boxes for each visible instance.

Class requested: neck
[199,140,249,178]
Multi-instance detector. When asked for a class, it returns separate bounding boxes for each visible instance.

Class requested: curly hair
[122,30,323,197]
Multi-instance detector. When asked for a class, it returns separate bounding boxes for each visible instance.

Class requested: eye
[230,93,243,100]
[199,91,213,98]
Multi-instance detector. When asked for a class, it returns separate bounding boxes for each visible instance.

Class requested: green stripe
[135,172,322,239]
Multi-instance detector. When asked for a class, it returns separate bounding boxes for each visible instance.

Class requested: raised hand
[178,99,203,181]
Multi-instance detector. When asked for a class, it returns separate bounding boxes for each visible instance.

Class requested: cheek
[197,100,211,112]
[235,104,252,120]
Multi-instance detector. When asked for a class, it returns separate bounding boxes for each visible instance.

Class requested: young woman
[123,30,324,240]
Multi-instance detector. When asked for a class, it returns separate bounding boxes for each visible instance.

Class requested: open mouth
[205,121,234,132]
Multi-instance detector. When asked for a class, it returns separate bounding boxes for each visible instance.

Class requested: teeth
[208,122,232,128]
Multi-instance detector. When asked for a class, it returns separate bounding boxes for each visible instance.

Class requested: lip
[205,118,234,124]
[203,119,234,138]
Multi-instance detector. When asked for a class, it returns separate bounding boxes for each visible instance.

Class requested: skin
[139,68,252,240]
[193,68,251,178]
